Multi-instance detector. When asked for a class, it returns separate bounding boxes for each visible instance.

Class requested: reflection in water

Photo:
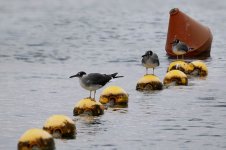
[198,96,215,101]
[75,116,108,138]
[111,108,128,114]
[77,116,102,125]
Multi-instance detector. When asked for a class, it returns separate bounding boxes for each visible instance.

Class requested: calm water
[1,0,226,149]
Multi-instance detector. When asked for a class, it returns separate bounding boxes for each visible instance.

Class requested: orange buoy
[165,8,213,58]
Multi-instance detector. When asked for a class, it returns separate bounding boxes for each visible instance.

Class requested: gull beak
[69,74,79,78]
[142,54,147,57]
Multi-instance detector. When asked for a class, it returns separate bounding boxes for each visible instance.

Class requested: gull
[141,50,160,75]
[171,39,193,59]
[70,71,123,99]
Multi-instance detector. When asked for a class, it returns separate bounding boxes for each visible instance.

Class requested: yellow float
[188,60,208,77]
[136,74,163,91]
[43,115,76,139]
[167,60,189,74]
[18,128,55,150]
[163,70,188,86]
[73,98,105,116]
[99,86,128,107]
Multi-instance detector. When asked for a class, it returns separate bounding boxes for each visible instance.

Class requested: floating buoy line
[17,7,210,150]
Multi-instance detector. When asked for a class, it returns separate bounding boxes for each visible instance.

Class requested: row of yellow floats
[73,85,129,116]
[18,86,129,150]
[136,60,208,91]
[18,114,76,150]
[73,60,208,118]
[18,60,207,150]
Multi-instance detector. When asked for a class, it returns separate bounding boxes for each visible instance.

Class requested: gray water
[1,0,226,149]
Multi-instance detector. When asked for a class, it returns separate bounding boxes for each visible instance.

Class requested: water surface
[1,0,226,149]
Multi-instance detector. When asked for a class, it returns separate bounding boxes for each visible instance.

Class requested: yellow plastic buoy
[163,70,188,86]
[167,60,189,74]
[99,86,128,107]
[18,128,55,150]
[73,98,104,116]
[188,60,208,77]
[136,74,163,91]
[43,115,76,139]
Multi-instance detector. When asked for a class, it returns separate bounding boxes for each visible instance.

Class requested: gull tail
[111,73,124,78]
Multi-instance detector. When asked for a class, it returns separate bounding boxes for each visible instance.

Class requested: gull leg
[89,91,92,98]
[94,91,96,100]
[153,68,155,75]
[146,68,148,75]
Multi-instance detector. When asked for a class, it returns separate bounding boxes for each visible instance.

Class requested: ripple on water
[159,119,177,122]
[0,54,10,58]
[14,50,70,63]
[107,58,138,63]
[198,96,216,101]
[26,42,48,47]
[197,134,222,137]
[102,144,116,147]
[188,118,203,121]
[212,104,226,107]
[162,128,188,131]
